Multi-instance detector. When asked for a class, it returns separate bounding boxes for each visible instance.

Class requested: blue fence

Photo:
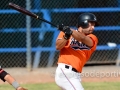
[0,6,120,67]
[0,7,120,52]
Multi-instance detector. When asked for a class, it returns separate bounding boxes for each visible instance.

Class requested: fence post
[116,0,120,66]
[26,0,32,71]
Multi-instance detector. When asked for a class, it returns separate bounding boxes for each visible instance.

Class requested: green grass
[82,82,120,90]
[0,82,120,90]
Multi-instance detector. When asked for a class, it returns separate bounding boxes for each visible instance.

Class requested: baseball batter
[55,13,99,90]
[0,66,27,90]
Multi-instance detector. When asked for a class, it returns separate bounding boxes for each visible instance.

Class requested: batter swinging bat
[8,2,57,27]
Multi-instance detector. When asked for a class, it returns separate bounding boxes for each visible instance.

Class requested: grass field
[0,82,120,90]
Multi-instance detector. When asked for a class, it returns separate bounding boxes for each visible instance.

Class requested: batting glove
[62,26,73,40]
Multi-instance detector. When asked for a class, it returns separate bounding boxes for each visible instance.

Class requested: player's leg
[70,74,84,90]
[55,65,84,90]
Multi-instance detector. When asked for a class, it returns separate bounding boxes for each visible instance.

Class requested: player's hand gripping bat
[8,2,57,27]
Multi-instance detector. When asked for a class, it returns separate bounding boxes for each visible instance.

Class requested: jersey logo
[70,38,90,50]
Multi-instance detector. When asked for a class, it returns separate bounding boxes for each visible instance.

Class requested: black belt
[65,65,78,73]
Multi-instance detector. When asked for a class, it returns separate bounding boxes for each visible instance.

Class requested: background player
[0,67,27,90]
[55,13,99,90]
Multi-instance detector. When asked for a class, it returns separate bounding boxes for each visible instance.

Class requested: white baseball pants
[55,63,84,90]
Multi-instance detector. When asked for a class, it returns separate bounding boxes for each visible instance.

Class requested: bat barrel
[9,2,38,18]
[9,2,57,27]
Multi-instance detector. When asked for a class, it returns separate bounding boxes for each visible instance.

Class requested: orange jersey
[56,31,98,72]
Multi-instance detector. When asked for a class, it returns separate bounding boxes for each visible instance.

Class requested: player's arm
[0,68,27,90]
[56,32,68,50]
[57,25,93,47]
[71,28,93,47]
[56,25,73,50]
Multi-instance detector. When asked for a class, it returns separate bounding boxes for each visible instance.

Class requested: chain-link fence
[0,0,120,69]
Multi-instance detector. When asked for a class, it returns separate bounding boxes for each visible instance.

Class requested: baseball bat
[8,2,57,27]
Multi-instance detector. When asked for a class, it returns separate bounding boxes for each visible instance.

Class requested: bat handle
[38,17,57,27]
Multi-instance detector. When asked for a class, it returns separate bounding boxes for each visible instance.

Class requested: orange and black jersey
[56,31,98,72]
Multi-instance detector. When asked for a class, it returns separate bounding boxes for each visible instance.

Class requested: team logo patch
[70,38,90,50]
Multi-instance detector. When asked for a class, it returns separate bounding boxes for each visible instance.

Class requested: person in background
[0,67,28,90]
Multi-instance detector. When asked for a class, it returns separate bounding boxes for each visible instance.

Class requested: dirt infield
[1,65,120,84]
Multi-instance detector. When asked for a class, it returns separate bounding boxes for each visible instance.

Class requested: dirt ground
[1,65,120,84]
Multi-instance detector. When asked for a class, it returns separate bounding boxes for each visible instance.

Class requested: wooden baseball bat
[8,2,57,27]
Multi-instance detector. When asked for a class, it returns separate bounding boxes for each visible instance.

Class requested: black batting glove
[62,26,73,40]
[57,24,64,31]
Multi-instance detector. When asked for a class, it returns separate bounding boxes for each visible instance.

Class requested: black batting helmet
[77,13,99,28]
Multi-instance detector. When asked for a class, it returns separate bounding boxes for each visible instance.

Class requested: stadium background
[0,0,120,71]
